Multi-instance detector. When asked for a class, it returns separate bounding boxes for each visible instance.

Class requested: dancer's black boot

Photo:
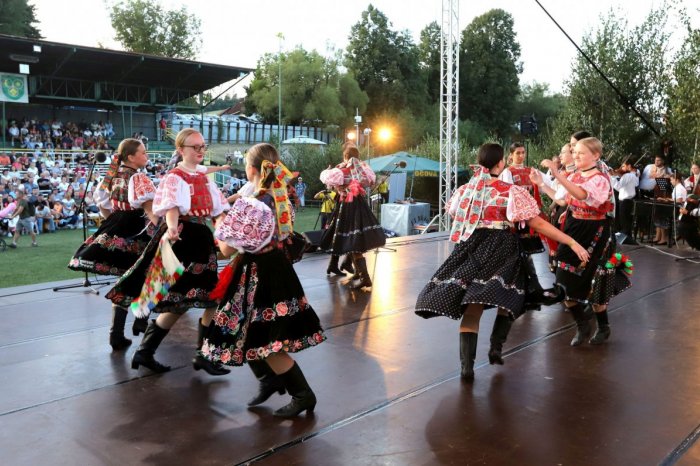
[589,310,611,345]
[247,360,286,406]
[488,314,513,365]
[273,362,317,417]
[326,255,345,276]
[109,305,132,351]
[569,303,592,347]
[340,255,355,274]
[131,320,171,373]
[459,332,478,380]
[350,256,372,289]
[192,319,231,375]
[132,316,148,336]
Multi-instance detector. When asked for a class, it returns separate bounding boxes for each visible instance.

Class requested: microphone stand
[54,156,112,294]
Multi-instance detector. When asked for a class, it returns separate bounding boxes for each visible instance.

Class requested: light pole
[277,32,284,147]
[354,108,361,146]
[363,127,372,159]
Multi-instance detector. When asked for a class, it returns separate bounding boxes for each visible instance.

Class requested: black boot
[131,321,171,373]
[132,316,148,336]
[340,255,355,274]
[459,332,478,380]
[569,303,592,347]
[350,257,372,289]
[109,305,132,351]
[247,360,286,406]
[326,255,345,276]
[273,362,317,417]
[589,310,611,345]
[488,314,513,365]
[192,320,231,375]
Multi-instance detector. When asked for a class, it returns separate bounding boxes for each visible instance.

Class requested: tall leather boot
[340,254,355,274]
[459,332,478,380]
[109,305,132,351]
[569,303,592,347]
[131,320,171,373]
[488,314,513,365]
[350,256,372,289]
[273,362,317,417]
[132,316,148,336]
[247,359,286,406]
[192,319,231,376]
[589,310,611,345]
[326,255,345,276]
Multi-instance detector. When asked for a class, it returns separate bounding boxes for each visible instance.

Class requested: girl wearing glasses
[68,139,156,350]
[107,129,231,376]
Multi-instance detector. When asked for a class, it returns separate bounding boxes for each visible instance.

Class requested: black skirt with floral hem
[554,216,631,304]
[68,209,155,276]
[320,195,386,255]
[201,248,325,366]
[415,229,530,320]
[105,220,219,313]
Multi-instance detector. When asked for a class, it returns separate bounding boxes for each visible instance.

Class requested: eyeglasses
[182,144,208,153]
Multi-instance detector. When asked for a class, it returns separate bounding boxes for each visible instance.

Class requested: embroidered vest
[110,166,137,211]
[568,172,614,219]
[170,168,213,217]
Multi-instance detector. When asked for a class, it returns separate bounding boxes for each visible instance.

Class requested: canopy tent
[367,152,468,177]
[281,136,327,145]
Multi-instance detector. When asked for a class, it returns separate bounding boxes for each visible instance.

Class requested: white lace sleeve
[153,173,190,216]
[208,178,230,217]
[128,173,156,208]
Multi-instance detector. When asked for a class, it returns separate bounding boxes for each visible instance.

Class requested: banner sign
[0,73,28,103]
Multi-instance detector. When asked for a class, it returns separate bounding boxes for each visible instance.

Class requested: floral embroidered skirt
[106,220,218,313]
[201,248,325,366]
[320,195,386,254]
[554,216,631,304]
[68,209,153,276]
[415,229,529,320]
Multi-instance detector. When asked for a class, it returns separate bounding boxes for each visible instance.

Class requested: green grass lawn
[1,208,324,288]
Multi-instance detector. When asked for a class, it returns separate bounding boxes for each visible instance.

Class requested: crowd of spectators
[4,117,115,152]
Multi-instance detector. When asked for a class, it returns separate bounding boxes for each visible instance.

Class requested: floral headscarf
[257,160,294,237]
[99,154,120,191]
[449,165,492,243]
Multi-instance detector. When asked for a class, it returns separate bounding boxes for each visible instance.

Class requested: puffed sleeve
[208,178,230,217]
[128,173,156,208]
[214,197,275,253]
[152,173,190,216]
[320,168,345,187]
[579,175,611,207]
[196,164,208,173]
[93,187,111,212]
[506,184,541,223]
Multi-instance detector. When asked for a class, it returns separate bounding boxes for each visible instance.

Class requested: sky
[29,0,699,97]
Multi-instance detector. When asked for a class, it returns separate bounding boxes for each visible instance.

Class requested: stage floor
[2,233,700,465]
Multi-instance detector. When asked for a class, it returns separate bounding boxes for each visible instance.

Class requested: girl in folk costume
[106,129,231,375]
[202,143,325,417]
[499,142,558,305]
[415,143,589,380]
[541,137,632,346]
[69,139,157,350]
[319,144,386,289]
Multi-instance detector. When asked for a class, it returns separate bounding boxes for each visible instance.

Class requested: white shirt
[639,164,672,191]
[612,172,639,200]
[673,184,688,203]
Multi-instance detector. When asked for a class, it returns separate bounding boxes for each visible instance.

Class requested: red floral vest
[109,166,137,211]
[170,168,213,217]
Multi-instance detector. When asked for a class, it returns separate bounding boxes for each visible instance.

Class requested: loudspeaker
[303,230,325,252]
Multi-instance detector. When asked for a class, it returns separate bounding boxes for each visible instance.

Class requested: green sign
[0,73,28,103]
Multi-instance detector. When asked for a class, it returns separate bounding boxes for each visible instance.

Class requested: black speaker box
[303,230,325,252]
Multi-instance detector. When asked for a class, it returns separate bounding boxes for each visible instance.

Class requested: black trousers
[619,198,634,237]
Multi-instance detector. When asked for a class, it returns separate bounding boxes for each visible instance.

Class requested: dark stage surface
[2,232,700,465]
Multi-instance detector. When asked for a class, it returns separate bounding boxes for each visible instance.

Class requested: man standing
[639,155,672,197]
[295,177,308,211]
[159,115,167,141]
[611,160,639,244]
[313,187,337,229]
[8,189,38,248]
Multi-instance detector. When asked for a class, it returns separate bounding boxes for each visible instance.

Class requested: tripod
[54,156,112,295]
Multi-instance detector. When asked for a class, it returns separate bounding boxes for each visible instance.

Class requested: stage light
[378,128,391,142]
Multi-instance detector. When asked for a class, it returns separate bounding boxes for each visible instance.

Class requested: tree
[0,0,42,38]
[245,47,367,126]
[418,21,441,104]
[513,82,568,143]
[552,6,672,160]
[459,9,522,138]
[345,5,427,117]
[109,0,201,59]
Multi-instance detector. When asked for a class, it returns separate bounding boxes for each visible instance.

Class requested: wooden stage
[2,232,700,465]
